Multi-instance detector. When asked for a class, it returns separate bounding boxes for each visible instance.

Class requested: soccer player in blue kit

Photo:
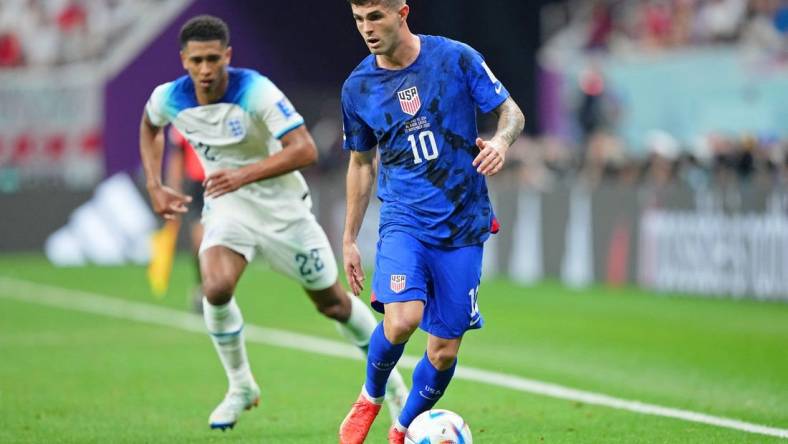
[337,1,525,443]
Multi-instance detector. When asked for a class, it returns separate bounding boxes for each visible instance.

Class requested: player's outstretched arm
[472,97,525,176]
[343,150,376,295]
[165,143,185,194]
[204,125,317,198]
[139,112,191,219]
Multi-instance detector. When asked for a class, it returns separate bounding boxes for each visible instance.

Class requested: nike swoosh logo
[372,362,393,371]
[184,128,197,134]
[495,83,503,94]
[418,391,439,401]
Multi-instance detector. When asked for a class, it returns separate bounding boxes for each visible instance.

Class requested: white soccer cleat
[208,384,260,431]
[385,369,409,423]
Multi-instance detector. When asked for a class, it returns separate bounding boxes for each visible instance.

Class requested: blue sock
[364,322,406,399]
[398,352,457,427]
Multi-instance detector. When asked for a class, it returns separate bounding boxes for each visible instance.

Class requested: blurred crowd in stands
[2,0,786,196]
[546,0,788,55]
[0,0,161,68]
[504,131,788,193]
[530,0,788,192]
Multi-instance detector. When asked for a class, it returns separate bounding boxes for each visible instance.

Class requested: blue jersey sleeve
[341,82,377,152]
[459,44,510,114]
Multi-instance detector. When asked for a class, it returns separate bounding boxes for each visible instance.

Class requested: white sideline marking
[0,276,786,440]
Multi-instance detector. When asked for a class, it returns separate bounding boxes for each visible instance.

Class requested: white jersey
[145,68,337,288]
[145,67,311,224]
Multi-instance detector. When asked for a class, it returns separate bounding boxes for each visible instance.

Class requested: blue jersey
[342,35,509,247]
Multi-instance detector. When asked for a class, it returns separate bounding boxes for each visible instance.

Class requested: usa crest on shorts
[390,274,407,293]
[397,86,421,116]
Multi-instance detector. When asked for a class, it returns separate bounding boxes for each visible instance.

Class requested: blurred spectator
[585,1,618,50]
[576,64,609,139]
[580,130,629,186]
[639,0,674,49]
[777,1,788,33]
[642,130,678,189]
[742,0,786,53]
[696,0,748,42]
[0,0,161,69]
[0,32,23,66]
[670,0,697,47]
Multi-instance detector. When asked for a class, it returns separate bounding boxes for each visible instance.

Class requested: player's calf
[397,353,457,429]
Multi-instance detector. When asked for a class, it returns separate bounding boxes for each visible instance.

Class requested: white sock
[362,385,385,405]
[335,292,378,349]
[203,297,254,390]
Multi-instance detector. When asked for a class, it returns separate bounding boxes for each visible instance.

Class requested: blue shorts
[371,230,484,339]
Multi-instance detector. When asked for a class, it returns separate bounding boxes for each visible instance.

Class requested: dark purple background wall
[105,0,548,176]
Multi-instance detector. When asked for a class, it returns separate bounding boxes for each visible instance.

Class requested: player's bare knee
[202,276,236,305]
[384,316,420,343]
[427,348,458,371]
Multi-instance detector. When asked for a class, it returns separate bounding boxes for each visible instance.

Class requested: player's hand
[204,168,248,198]
[472,137,507,176]
[148,185,191,220]
[343,241,365,296]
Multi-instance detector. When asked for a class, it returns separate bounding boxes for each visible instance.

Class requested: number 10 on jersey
[408,130,438,164]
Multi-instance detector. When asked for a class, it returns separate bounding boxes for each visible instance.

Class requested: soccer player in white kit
[139,15,408,431]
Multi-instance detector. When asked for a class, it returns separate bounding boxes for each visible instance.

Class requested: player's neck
[377,32,420,70]
[195,74,229,105]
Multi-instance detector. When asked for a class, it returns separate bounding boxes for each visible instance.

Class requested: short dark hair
[179,15,230,49]
[347,0,406,9]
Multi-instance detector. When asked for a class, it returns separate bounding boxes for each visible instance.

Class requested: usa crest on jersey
[390,274,407,293]
[397,86,421,116]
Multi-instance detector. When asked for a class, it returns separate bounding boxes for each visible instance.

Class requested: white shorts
[198,192,338,291]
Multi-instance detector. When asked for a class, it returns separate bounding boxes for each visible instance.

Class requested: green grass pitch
[0,254,786,443]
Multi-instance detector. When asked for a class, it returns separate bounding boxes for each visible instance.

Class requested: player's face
[180,40,232,94]
[351,3,407,56]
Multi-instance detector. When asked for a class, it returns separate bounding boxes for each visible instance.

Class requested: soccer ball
[405,409,472,444]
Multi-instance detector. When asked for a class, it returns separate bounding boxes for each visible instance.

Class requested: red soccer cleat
[339,392,383,444]
[388,425,406,444]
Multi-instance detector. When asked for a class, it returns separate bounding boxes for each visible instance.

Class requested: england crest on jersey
[390,274,406,293]
[397,86,421,116]
[227,118,245,138]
